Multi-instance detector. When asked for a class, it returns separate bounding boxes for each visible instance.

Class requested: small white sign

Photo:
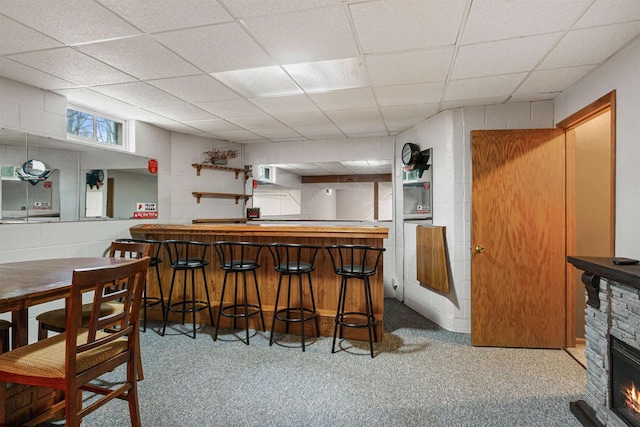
[136,202,157,212]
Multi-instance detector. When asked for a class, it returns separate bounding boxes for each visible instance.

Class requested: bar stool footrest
[167,300,210,314]
[142,297,163,308]
[220,304,262,319]
[336,311,376,329]
[274,307,316,323]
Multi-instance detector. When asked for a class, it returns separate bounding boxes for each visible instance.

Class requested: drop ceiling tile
[243,6,358,64]
[539,22,640,69]
[285,58,369,93]
[209,130,262,141]
[381,104,439,122]
[194,99,266,118]
[76,36,201,80]
[452,34,560,80]
[349,0,467,54]
[252,128,302,139]
[100,0,232,32]
[147,75,239,103]
[308,87,377,111]
[325,108,385,128]
[55,88,135,114]
[444,73,528,102]
[249,94,319,115]
[508,93,561,103]
[182,119,242,133]
[375,82,445,107]
[0,0,141,44]
[153,23,275,73]
[222,0,341,18]
[440,97,506,110]
[117,107,175,123]
[462,0,591,44]
[0,15,63,55]
[226,115,285,130]
[273,111,333,127]
[293,124,345,139]
[153,121,207,135]
[7,48,137,86]
[366,48,453,86]
[0,58,79,90]
[574,0,640,29]
[144,103,218,121]
[211,66,302,97]
[342,128,389,138]
[514,65,596,94]
[92,82,183,107]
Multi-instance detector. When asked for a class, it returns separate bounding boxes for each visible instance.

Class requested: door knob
[475,245,485,254]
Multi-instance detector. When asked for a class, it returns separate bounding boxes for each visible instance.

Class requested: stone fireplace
[568,256,640,427]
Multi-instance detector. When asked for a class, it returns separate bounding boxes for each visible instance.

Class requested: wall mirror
[251,161,392,221]
[0,128,157,223]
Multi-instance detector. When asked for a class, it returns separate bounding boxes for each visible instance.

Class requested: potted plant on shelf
[202,148,239,165]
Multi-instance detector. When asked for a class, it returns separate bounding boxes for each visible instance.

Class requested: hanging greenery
[202,148,239,164]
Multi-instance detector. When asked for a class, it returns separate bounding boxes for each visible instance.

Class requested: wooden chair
[0,257,150,427]
[35,241,150,379]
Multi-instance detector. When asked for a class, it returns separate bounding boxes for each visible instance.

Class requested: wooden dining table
[0,257,135,349]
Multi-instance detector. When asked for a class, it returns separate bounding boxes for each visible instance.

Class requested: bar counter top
[129,223,389,342]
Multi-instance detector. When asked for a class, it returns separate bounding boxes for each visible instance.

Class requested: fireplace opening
[611,337,640,426]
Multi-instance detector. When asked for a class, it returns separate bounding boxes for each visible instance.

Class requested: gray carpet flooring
[41,299,586,426]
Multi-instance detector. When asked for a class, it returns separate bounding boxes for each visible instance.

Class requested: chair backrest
[66,257,150,372]
[109,241,150,259]
[325,244,385,277]
[267,243,321,273]
[116,238,163,264]
[213,241,263,271]
[163,240,209,269]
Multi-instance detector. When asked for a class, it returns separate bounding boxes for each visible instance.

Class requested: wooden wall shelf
[192,163,249,180]
[416,225,451,293]
[192,192,251,204]
[192,218,247,224]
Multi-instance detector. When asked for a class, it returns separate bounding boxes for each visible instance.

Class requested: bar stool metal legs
[161,240,214,339]
[326,244,385,358]
[213,241,265,345]
[268,243,320,351]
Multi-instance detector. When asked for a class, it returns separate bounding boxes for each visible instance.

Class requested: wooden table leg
[11,308,28,349]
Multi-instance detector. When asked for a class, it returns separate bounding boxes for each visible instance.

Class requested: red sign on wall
[134,211,158,219]
[148,159,158,174]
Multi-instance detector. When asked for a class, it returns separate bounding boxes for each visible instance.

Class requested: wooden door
[471,129,566,348]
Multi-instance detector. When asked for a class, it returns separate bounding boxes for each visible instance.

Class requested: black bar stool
[326,244,386,358]
[213,241,265,345]
[267,243,321,351]
[116,238,165,331]
[162,240,214,339]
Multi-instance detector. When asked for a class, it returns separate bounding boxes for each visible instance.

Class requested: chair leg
[128,348,142,427]
[332,277,347,354]
[37,322,49,341]
[285,275,293,334]
[191,268,197,339]
[363,277,375,358]
[135,325,144,380]
[252,269,265,332]
[201,267,215,327]
[243,271,250,345]
[298,273,306,352]
[307,272,320,337]
[65,386,82,427]
[270,273,285,346]
[161,269,178,336]
[213,273,229,341]
[181,268,188,326]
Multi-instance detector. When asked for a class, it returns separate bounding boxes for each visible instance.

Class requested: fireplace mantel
[569,256,640,309]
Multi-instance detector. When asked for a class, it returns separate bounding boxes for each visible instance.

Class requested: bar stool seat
[267,243,321,351]
[162,240,214,339]
[213,241,265,345]
[116,238,165,332]
[0,319,11,354]
[326,244,385,358]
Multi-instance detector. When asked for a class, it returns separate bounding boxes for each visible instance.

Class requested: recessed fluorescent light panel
[284,57,370,93]
[211,66,302,97]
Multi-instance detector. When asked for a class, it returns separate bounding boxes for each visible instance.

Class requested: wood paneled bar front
[129,224,389,341]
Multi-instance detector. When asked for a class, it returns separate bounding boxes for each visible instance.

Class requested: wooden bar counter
[130,224,389,341]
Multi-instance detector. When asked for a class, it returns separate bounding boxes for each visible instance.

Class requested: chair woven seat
[35,302,123,329]
[0,329,126,379]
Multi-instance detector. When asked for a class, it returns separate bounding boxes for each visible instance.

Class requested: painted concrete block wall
[0,76,66,138]
[555,36,640,258]
[395,102,554,333]
[169,133,244,223]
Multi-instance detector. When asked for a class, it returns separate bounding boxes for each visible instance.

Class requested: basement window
[67,107,125,147]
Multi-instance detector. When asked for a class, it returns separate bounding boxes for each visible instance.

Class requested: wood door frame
[557,90,616,347]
